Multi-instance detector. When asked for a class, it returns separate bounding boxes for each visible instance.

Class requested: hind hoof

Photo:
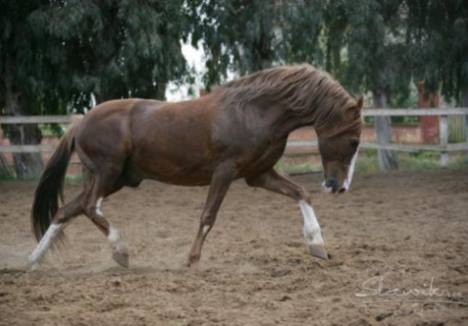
[308,243,329,260]
[187,253,201,267]
[112,250,129,268]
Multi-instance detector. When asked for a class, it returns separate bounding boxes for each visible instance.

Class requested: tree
[30,0,189,105]
[188,0,282,87]
[404,1,468,147]
[406,0,468,104]
[188,1,331,87]
[1,0,190,178]
[279,0,325,67]
[0,1,49,178]
[341,0,412,170]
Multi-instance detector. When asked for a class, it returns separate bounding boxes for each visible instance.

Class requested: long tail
[31,118,80,241]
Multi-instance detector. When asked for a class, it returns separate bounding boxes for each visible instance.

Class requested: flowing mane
[215,64,358,130]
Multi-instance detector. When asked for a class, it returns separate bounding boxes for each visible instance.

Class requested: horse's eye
[350,139,359,149]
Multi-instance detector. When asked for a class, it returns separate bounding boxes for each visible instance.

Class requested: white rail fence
[1,108,468,167]
[288,108,468,167]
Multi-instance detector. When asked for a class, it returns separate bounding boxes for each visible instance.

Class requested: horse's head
[316,97,363,194]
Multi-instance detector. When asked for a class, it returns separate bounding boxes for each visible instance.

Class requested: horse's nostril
[326,178,339,193]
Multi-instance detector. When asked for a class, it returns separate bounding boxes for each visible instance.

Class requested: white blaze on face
[321,180,332,193]
[343,148,359,192]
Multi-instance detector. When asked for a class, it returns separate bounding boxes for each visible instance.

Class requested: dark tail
[31,124,77,241]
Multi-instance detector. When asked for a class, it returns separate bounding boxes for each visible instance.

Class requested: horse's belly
[132,149,217,186]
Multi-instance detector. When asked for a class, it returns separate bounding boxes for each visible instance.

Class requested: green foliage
[1,0,190,118]
[406,0,468,102]
[30,0,189,105]
[187,0,281,87]
[187,0,326,88]
[2,0,467,114]
[340,0,412,97]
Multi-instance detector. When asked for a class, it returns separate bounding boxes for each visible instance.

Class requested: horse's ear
[355,96,363,110]
[345,96,363,120]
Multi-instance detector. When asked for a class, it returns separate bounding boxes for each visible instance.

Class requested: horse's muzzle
[325,177,339,193]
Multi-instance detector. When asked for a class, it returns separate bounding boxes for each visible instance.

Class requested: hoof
[308,244,329,260]
[187,254,200,267]
[27,255,39,271]
[27,261,39,272]
[112,250,129,268]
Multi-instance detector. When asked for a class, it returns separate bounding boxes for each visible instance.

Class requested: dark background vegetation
[1,0,467,177]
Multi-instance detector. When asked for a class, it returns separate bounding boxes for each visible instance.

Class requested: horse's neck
[277,101,326,133]
[259,102,311,140]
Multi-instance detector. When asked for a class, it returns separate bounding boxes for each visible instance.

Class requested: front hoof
[27,261,39,272]
[112,249,129,268]
[308,244,329,260]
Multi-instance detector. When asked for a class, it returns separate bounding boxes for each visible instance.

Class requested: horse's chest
[236,139,287,174]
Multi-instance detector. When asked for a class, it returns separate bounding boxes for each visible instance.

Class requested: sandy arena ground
[0,170,467,325]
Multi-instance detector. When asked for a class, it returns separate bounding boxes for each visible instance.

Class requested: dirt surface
[1,170,467,325]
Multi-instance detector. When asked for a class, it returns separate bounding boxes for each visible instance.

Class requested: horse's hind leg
[82,171,129,268]
[28,193,85,269]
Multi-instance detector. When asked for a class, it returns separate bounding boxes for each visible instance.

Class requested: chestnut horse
[29,64,362,269]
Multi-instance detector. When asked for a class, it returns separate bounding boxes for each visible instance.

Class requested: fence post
[465,113,468,163]
[373,93,399,171]
[439,114,449,167]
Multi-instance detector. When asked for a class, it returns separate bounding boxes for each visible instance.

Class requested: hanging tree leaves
[0,0,190,178]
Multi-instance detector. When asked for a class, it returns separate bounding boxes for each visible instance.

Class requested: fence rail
[0,115,72,124]
[362,108,468,116]
[0,144,55,153]
[1,109,468,162]
[287,140,468,152]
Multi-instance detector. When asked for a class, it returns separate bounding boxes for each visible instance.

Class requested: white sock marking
[96,197,104,216]
[298,200,324,246]
[108,225,126,253]
[108,225,120,243]
[97,198,127,255]
[202,225,211,237]
[29,223,64,266]
[343,149,359,191]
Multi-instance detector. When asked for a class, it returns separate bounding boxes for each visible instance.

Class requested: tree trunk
[0,128,14,178]
[0,153,14,178]
[373,91,399,171]
[463,88,468,163]
[155,81,167,101]
[4,66,44,179]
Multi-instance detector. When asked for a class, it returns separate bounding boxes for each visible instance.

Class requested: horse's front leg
[246,168,328,260]
[187,162,236,266]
